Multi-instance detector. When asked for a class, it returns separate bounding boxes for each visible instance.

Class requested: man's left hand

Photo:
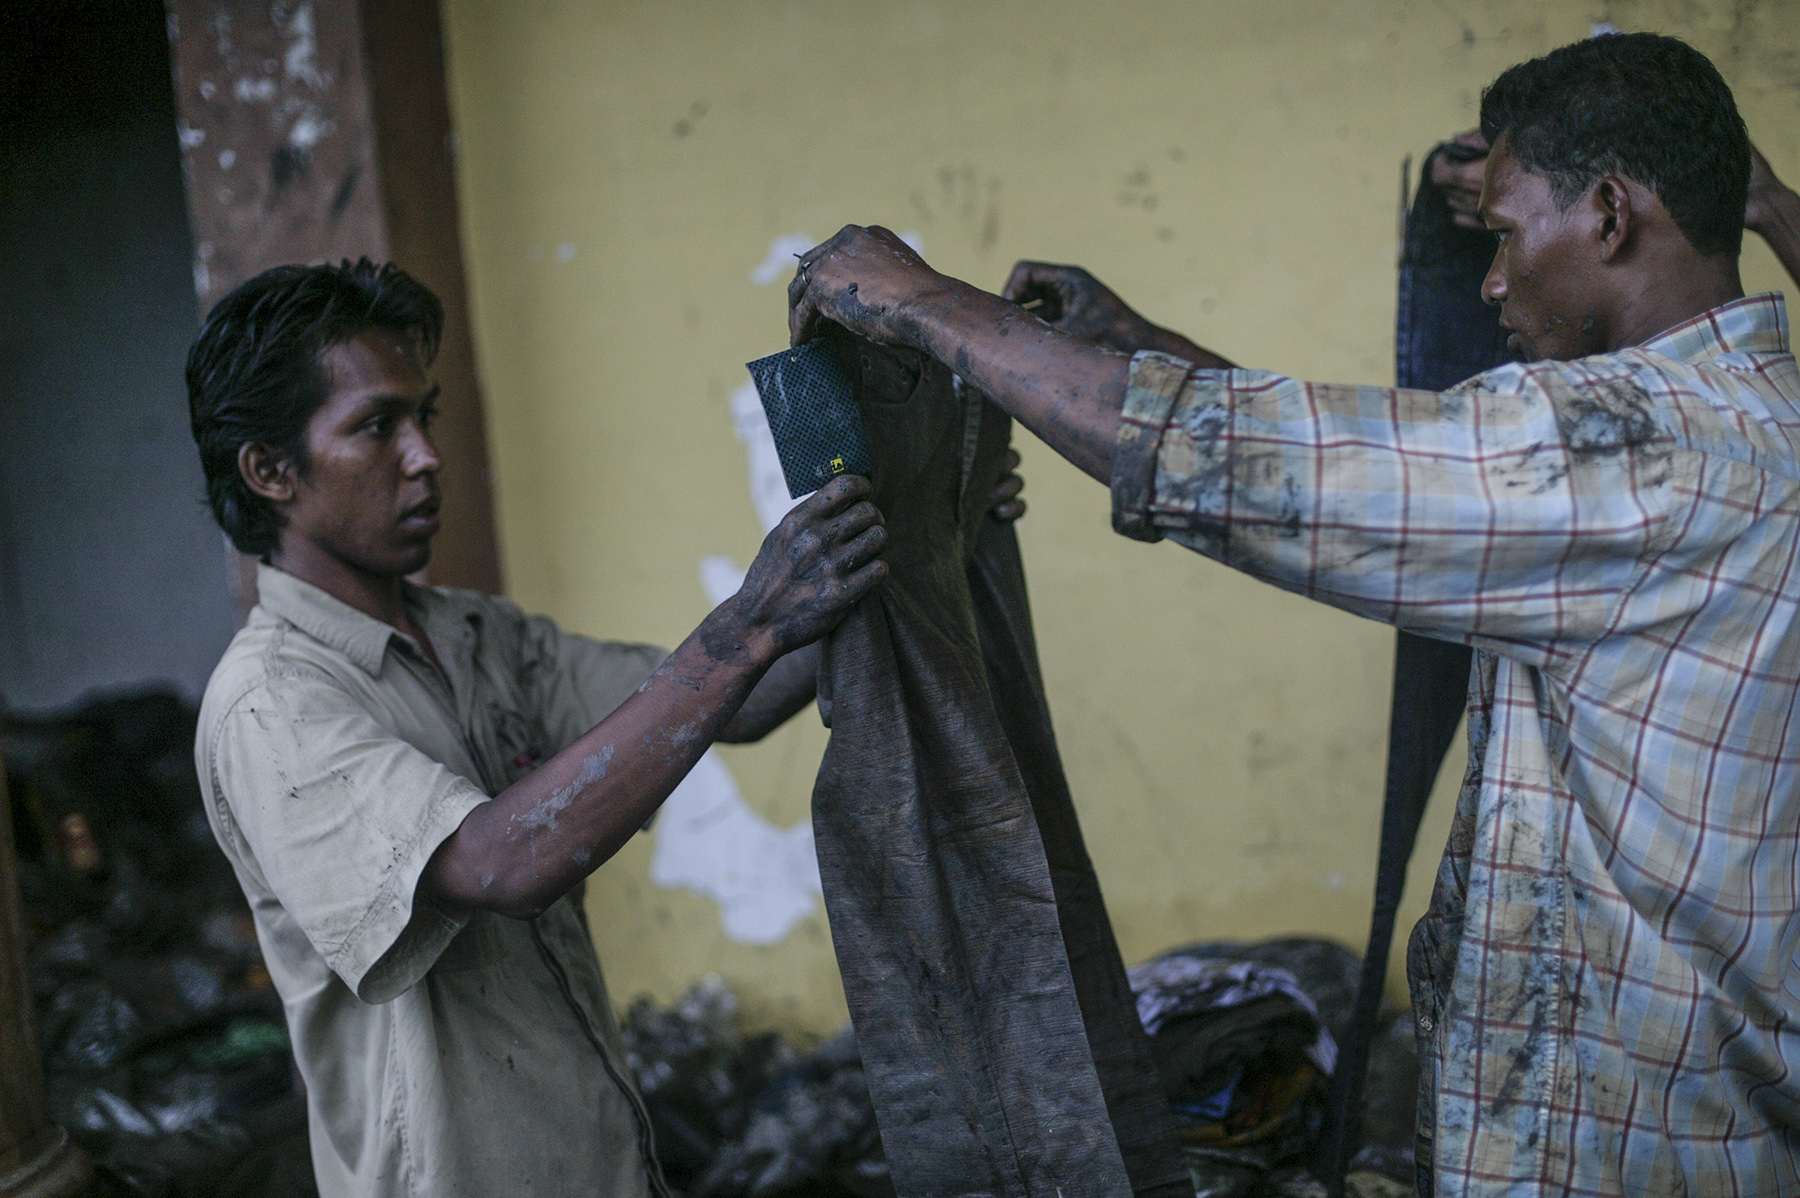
[788,225,942,349]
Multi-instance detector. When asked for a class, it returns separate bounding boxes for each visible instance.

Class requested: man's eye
[366,416,394,436]
[418,406,438,430]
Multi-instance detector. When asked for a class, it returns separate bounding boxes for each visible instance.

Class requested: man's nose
[1481,252,1507,306]
[400,423,441,476]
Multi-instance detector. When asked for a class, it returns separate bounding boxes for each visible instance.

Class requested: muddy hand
[788,225,942,349]
[731,474,888,655]
[988,448,1026,522]
[1001,261,1144,351]
[1430,128,1490,230]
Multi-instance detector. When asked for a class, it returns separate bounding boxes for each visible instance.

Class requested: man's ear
[239,441,298,504]
[1592,174,1634,263]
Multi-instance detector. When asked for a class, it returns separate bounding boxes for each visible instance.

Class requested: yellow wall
[440,0,1800,1034]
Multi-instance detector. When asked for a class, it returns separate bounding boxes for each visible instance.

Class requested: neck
[269,539,413,631]
[1608,253,1743,352]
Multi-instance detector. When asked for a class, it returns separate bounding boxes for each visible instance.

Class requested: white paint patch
[198,79,215,101]
[555,242,577,262]
[288,110,331,151]
[749,232,815,286]
[217,149,236,171]
[280,3,325,90]
[651,750,820,945]
[178,124,205,150]
[232,76,276,103]
[698,556,746,608]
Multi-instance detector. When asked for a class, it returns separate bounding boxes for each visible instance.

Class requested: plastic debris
[6,689,312,1197]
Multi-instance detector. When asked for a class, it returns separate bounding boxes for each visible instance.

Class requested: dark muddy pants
[811,339,1191,1198]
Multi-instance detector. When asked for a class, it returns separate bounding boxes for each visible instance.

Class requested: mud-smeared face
[1478,135,1608,363]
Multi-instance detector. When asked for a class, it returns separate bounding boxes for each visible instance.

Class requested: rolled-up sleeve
[1110,349,1723,654]
[207,673,491,1004]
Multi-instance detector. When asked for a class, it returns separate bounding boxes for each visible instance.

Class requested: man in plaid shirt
[787,33,1798,1197]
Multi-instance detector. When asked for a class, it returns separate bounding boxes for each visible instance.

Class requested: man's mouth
[401,498,442,531]
[1498,318,1530,360]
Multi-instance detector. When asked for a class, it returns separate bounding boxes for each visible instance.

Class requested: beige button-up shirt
[196,565,670,1198]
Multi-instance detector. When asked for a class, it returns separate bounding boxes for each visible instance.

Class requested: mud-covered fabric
[1112,295,1800,1196]
[811,339,1190,1198]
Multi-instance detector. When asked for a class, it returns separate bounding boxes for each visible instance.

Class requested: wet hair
[1479,32,1749,257]
[186,259,443,557]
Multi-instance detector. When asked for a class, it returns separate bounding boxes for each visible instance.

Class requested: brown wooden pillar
[0,771,90,1198]
[165,0,503,609]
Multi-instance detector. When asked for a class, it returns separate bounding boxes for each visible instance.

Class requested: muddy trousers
[812,340,1191,1198]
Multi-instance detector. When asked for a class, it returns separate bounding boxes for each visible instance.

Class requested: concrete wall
[440,0,1800,1034]
[0,1,236,714]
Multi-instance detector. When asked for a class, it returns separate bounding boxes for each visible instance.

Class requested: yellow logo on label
[830,457,846,473]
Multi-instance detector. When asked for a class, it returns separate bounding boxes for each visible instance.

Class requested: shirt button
[1418,1014,1434,1035]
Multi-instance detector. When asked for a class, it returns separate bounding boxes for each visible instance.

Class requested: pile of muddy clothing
[622,940,1418,1198]
[1130,939,1418,1198]
[620,976,892,1198]
[4,690,314,1198]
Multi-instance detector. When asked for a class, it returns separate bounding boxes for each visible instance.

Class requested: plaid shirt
[1112,294,1800,1196]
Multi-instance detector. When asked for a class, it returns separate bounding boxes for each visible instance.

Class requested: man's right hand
[728,474,888,660]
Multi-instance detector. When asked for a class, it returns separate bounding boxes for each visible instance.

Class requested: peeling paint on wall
[650,751,822,946]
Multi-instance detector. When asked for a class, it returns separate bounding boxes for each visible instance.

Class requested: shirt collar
[254,563,407,675]
[1638,291,1789,363]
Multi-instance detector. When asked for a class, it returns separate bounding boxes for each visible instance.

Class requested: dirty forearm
[909,279,1133,483]
[717,643,819,743]
[423,608,776,919]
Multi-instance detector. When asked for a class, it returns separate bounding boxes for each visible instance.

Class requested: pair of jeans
[811,337,1190,1198]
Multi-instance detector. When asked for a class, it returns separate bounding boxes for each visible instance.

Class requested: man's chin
[388,536,433,580]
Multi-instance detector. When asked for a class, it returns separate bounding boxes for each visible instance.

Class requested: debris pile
[1129,938,1417,1196]
[621,938,1417,1198]
[620,976,892,1197]
[5,690,313,1198]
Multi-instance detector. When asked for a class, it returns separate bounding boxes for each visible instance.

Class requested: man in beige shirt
[185,259,904,1197]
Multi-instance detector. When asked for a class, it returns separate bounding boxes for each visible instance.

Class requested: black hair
[186,259,444,557]
[1480,32,1749,257]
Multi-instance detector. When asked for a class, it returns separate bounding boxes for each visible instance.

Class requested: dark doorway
[0,0,235,713]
